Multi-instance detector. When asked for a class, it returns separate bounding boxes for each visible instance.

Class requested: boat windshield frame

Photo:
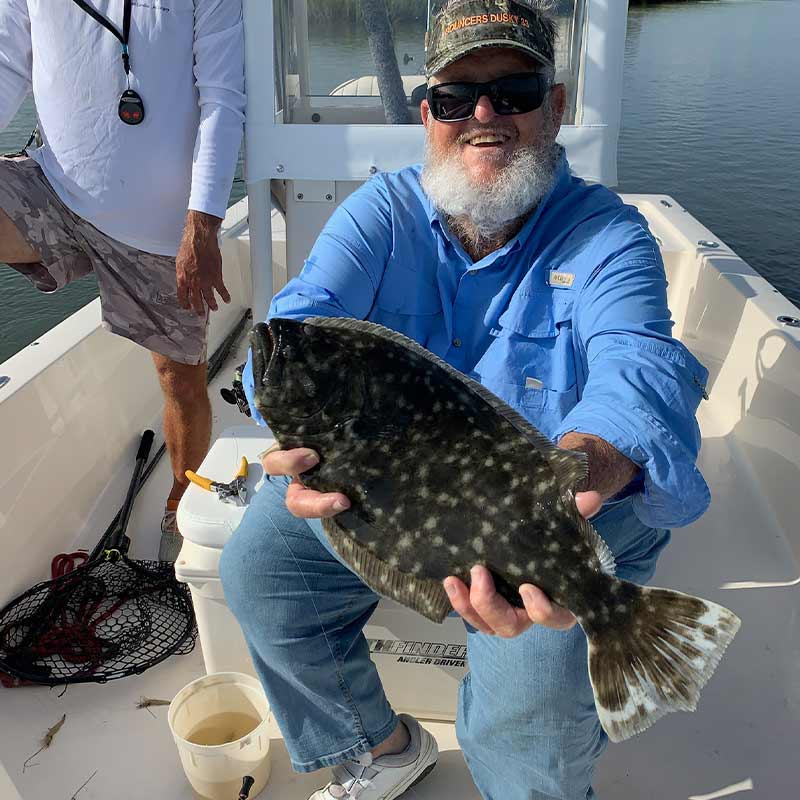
[243,0,627,186]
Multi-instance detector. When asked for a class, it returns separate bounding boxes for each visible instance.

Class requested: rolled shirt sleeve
[243,176,393,423]
[188,0,246,219]
[555,248,711,529]
[0,0,32,131]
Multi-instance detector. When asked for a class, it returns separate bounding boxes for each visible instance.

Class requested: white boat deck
[3,318,799,800]
[0,335,479,800]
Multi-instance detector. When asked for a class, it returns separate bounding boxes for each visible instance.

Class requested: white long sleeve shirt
[0,0,245,256]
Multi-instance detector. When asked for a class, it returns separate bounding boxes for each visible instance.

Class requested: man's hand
[557,431,639,506]
[176,210,231,316]
[574,489,603,519]
[444,566,577,637]
[261,447,350,518]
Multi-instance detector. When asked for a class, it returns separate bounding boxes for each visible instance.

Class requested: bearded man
[221,2,710,798]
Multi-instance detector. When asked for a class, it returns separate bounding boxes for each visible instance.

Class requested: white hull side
[0,202,256,608]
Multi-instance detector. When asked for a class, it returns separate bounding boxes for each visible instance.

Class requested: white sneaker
[308,714,438,800]
[158,508,183,562]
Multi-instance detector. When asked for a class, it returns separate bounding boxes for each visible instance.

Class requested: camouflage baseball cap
[426,0,556,77]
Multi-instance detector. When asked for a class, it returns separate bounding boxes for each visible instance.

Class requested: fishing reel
[220,362,252,417]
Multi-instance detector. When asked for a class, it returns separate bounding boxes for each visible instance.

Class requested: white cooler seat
[176,425,467,721]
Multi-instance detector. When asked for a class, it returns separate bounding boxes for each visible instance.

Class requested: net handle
[107,430,155,553]
[87,309,252,562]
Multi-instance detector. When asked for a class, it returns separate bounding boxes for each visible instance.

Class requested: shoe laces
[326,753,376,799]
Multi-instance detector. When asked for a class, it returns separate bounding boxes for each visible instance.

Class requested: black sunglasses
[426,72,552,123]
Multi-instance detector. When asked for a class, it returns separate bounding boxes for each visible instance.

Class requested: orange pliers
[185,457,249,506]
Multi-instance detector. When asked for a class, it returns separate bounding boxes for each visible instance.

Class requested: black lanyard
[71,0,145,125]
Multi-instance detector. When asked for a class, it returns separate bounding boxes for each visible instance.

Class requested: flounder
[250,315,741,742]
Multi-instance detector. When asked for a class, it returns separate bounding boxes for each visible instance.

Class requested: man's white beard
[421,138,561,240]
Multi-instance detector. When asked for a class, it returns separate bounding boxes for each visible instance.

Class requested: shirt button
[452,338,462,348]
[468,270,479,276]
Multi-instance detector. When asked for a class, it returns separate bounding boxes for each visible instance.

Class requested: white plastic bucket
[168,672,272,800]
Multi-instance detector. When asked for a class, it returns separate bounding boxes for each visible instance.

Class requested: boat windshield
[273,0,586,126]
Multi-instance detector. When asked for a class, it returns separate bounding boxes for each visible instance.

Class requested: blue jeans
[220,475,670,799]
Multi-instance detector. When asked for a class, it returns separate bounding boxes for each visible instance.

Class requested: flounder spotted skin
[250,316,740,743]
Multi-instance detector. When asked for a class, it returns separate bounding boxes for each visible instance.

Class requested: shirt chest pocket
[472,292,578,434]
[373,265,442,316]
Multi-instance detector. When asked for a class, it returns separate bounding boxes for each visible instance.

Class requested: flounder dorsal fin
[304,316,588,491]
[579,510,616,576]
[321,516,452,623]
[545,448,590,492]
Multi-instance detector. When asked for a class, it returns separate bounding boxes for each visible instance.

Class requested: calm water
[1,0,798,363]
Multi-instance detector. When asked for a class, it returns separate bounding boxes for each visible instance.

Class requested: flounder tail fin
[321,518,452,624]
[587,583,740,742]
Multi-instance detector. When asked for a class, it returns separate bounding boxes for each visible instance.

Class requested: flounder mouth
[249,321,275,390]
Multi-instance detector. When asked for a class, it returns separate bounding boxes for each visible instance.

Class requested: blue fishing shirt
[243,153,710,529]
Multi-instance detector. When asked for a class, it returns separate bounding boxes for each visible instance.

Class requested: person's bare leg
[0,207,41,263]
[371,720,410,758]
[151,353,212,507]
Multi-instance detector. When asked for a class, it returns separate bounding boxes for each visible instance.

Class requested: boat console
[242,0,628,320]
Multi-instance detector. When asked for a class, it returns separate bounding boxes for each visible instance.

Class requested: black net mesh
[0,314,252,688]
[0,557,196,685]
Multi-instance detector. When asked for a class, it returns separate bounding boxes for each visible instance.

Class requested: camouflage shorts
[0,156,207,365]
